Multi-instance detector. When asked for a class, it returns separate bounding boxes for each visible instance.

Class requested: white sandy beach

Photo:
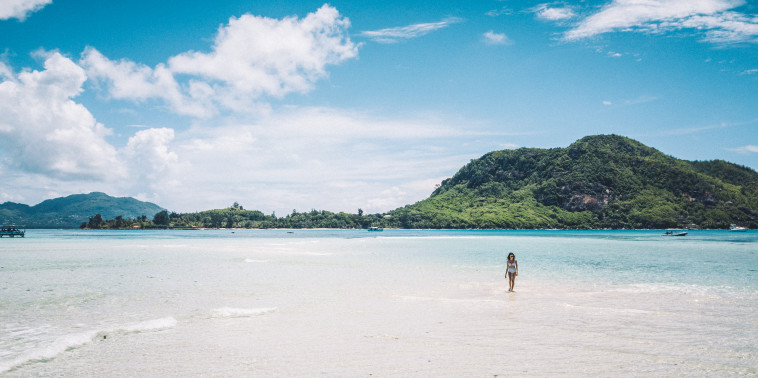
[2,230,756,376]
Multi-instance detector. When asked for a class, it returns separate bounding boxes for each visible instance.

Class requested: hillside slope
[387,135,758,229]
[0,192,165,228]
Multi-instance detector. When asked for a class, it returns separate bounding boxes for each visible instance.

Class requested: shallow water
[1,229,756,376]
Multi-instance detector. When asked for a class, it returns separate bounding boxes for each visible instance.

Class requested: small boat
[0,225,25,238]
[367,226,383,232]
[663,229,687,236]
[729,224,748,232]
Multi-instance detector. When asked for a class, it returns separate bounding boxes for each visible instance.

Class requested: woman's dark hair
[508,252,515,260]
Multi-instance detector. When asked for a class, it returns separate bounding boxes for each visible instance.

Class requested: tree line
[81,203,388,230]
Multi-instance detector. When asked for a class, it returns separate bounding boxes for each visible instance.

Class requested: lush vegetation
[7,136,758,230]
[385,135,758,229]
[80,213,157,230]
[80,203,386,230]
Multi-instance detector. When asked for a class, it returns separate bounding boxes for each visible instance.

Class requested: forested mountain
[0,192,164,228]
[386,135,758,229]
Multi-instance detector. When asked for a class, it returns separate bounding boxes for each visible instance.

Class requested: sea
[1,229,756,376]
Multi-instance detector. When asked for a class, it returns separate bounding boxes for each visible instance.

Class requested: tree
[114,215,126,229]
[153,210,170,226]
[88,214,105,229]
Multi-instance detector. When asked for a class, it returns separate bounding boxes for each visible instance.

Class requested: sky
[0,0,757,215]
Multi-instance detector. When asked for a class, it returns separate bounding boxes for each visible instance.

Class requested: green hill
[386,135,758,229]
[0,192,165,228]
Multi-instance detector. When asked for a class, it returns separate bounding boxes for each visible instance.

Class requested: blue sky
[1,0,757,214]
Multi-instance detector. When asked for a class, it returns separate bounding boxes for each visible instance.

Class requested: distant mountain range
[0,192,165,228]
[386,135,758,229]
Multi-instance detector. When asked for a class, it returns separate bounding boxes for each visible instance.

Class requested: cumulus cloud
[123,128,179,179]
[0,51,124,180]
[0,52,183,205]
[118,127,183,202]
[81,48,210,117]
[360,17,463,43]
[81,4,358,117]
[0,0,51,21]
[483,31,513,45]
[563,0,758,44]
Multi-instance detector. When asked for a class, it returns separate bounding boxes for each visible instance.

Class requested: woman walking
[505,252,518,292]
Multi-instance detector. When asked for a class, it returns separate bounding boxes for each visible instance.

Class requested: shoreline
[30,227,751,232]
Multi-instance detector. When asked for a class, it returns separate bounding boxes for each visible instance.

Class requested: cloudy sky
[1,0,757,215]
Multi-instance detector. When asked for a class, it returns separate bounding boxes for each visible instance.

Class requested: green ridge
[0,192,165,228]
[387,135,758,229]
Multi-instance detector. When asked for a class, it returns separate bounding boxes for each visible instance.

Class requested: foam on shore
[211,307,277,318]
[116,317,178,333]
[0,317,177,374]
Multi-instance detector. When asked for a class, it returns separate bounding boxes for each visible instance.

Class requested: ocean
[1,229,756,376]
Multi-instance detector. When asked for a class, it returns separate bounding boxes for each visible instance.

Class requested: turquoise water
[17,228,757,289]
[1,229,756,375]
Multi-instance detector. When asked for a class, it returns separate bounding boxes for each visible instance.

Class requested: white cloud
[360,17,463,43]
[534,3,577,21]
[679,11,758,43]
[564,0,758,44]
[0,0,51,21]
[0,51,124,180]
[123,128,179,179]
[483,31,513,45]
[81,4,358,117]
[120,128,183,202]
[81,48,211,117]
[730,145,758,153]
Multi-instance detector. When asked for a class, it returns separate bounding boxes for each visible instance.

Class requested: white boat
[729,224,748,232]
[663,229,687,236]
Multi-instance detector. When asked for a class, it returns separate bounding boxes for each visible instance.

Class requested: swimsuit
[508,261,517,274]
